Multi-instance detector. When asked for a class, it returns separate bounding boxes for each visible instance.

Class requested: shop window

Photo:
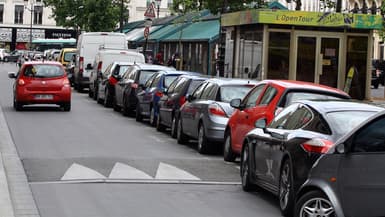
[267,32,290,80]
[14,5,24,24]
[34,6,43,25]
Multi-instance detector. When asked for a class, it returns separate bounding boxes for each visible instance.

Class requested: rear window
[164,75,179,88]
[219,85,254,103]
[23,65,64,78]
[119,66,130,76]
[285,92,344,107]
[64,52,76,62]
[326,111,377,135]
[187,79,205,94]
[138,70,157,84]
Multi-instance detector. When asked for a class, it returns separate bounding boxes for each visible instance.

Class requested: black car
[4,50,26,62]
[113,63,173,116]
[240,100,383,216]
[156,74,207,135]
[296,109,385,217]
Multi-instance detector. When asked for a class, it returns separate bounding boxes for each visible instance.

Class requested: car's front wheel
[224,131,236,162]
[4,57,8,62]
[279,160,294,216]
[177,118,188,144]
[197,123,209,154]
[13,97,23,111]
[62,102,71,112]
[240,143,255,191]
[295,191,334,217]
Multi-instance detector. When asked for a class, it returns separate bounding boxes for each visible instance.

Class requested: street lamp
[24,0,34,51]
[155,0,161,18]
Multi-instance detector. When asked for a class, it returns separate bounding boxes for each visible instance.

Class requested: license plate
[34,94,53,100]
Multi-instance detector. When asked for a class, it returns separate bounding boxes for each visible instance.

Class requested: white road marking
[149,135,165,143]
[155,162,200,180]
[61,163,106,181]
[235,166,240,170]
[108,162,153,179]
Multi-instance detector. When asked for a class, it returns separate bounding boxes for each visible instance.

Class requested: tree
[43,0,125,33]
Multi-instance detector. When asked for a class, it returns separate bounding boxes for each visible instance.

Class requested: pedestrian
[154,51,164,65]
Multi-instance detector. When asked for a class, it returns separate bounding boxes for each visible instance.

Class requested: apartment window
[0,5,3,24]
[33,6,43,25]
[15,5,24,24]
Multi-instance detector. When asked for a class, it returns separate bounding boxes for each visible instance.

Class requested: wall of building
[128,0,172,22]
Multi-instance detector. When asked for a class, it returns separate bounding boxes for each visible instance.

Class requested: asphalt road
[0,63,282,217]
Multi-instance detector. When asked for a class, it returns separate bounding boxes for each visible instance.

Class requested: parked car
[177,78,257,153]
[96,61,136,107]
[0,48,9,61]
[156,74,208,135]
[4,50,26,62]
[8,61,71,111]
[224,80,351,162]
[74,32,128,92]
[240,100,383,216]
[135,70,193,125]
[114,63,173,116]
[57,48,77,67]
[90,48,145,100]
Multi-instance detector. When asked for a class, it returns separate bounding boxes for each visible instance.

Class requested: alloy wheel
[279,162,291,211]
[241,145,249,188]
[150,107,155,126]
[299,197,334,217]
[171,117,177,138]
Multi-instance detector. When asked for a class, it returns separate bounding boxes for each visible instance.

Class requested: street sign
[144,27,150,39]
[144,2,156,19]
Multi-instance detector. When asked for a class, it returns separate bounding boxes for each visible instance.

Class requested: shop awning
[161,20,219,43]
[126,26,162,42]
[121,20,144,33]
[138,23,187,42]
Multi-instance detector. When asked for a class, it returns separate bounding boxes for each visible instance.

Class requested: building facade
[128,0,173,22]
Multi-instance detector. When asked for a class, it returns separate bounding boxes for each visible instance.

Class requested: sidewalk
[0,106,40,217]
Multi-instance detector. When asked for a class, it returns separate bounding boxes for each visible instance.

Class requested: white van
[89,48,145,99]
[74,32,128,92]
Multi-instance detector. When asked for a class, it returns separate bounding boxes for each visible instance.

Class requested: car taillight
[63,79,70,87]
[179,96,186,106]
[131,83,138,89]
[18,79,25,86]
[155,91,163,97]
[208,103,227,117]
[97,61,102,72]
[79,56,84,74]
[301,139,334,154]
[109,76,118,86]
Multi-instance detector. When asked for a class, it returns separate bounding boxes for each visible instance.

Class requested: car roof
[23,61,63,66]
[263,80,349,97]
[205,77,258,86]
[112,61,136,66]
[133,63,174,71]
[299,99,384,114]
[176,74,207,80]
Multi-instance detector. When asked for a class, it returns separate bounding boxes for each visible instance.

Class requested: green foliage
[43,0,128,32]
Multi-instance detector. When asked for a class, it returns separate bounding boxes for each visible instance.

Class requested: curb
[0,106,40,217]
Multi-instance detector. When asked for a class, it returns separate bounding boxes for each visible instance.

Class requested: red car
[8,61,71,111]
[223,80,350,162]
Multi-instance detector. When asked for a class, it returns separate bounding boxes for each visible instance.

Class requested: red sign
[144,2,156,18]
[144,27,150,38]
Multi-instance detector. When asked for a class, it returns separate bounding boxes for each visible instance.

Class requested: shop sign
[222,10,382,29]
[0,28,12,42]
[16,29,45,42]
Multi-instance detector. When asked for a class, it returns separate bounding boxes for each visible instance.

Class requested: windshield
[285,92,344,107]
[220,85,254,103]
[63,52,76,62]
[326,111,377,135]
[139,70,157,84]
[23,65,65,78]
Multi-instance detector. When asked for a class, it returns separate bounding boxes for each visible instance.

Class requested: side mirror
[8,72,17,79]
[255,118,267,129]
[86,63,93,70]
[115,74,122,80]
[230,98,242,109]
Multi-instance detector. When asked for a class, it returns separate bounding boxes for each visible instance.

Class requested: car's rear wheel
[170,116,178,138]
[197,123,209,154]
[279,160,294,216]
[224,131,236,162]
[62,102,71,111]
[13,97,23,111]
[240,144,255,191]
[295,191,334,217]
[177,118,188,144]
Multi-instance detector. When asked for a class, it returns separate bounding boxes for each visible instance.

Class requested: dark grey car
[295,109,385,217]
[178,78,256,154]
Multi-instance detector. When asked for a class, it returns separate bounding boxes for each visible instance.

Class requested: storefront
[221,10,382,100]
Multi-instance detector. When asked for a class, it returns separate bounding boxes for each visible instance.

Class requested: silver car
[177,78,257,154]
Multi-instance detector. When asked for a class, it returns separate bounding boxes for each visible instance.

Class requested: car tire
[224,131,237,162]
[170,116,178,138]
[88,86,94,98]
[62,102,71,112]
[197,123,209,154]
[295,191,334,217]
[156,114,165,132]
[113,96,120,112]
[4,57,8,62]
[96,90,103,104]
[13,97,23,111]
[279,160,294,217]
[149,107,156,126]
[104,89,112,108]
[135,104,143,122]
[92,84,98,100]
[122,98,131,116]
[177,117,188,144]
[240,143,256,192]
